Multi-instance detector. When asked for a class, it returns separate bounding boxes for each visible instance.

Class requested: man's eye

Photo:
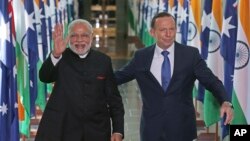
[71,34,76,38]
[82,34,89,38]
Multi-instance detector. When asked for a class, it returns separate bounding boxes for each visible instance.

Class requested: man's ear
[149,28,155,37]
[91,33,94,39]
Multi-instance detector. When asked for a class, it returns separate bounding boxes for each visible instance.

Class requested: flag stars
[233,1,238,8]
[0,15,10,42]
[58,1,66,12]
[44,3,50,19]
[180,8,188,23]
[221,16,236,38]
[8,11,12,20]
[170,6,177,16]
[15,102,18,109]
[44,1,56,19]
[34,8,44,25]
[0,102,8,116]
[30,80,33,88]
[176,4,183,27]
[24,10,36,31]
[13,65,17,78]
[0,21,5,40]
[231,74,234,82]
[201,11,211,32]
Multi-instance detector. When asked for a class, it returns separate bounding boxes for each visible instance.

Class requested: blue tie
[161,51,171,92]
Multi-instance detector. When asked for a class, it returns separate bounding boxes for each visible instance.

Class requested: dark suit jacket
[115,42,228,141]
[35,48,124,141]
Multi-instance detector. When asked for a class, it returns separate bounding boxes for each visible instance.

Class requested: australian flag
[180,0,189,45]
[23,0,39,117]
[0,0,20,141]
[220,0,238,138]
[198,0,212,102]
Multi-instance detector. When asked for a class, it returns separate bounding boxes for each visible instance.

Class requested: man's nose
[165,31,171,36]
[76,35,85,41]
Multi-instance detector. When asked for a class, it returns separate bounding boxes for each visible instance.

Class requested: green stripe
[203,90,220,127]
[36,60,46,111]
[16,41,30,136]
[128,7,136,32]
[142,22,155,46]
[231,90,247,124]
[192,86,198,98]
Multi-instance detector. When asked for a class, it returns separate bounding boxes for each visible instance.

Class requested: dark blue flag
[67,0,75,22]
[23,0,39,117]
[163,0,168,12]
[44,0,53,52]
[39,0,48,60]
[0,0,20,140]
[220,0,238,138]
[198,0,213,102]
[180,0,189,45]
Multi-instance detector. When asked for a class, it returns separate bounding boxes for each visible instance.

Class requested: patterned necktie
[161,51,171,92]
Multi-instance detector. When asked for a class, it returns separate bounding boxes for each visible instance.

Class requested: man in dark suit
[35,19,124,141]
[115,12,234,141]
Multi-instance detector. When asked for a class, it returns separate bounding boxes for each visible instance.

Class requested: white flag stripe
[234,0,250,124]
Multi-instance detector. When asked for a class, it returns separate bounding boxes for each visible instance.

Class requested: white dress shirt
[150,44,175,85]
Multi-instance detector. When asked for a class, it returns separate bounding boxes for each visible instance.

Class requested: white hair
[68,19,93,34]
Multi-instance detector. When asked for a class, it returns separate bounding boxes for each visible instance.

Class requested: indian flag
[34,0,47,111]
[13,0,31,137]
[204,0,223,127]
[128,0,137,35]
[186,0,201,98]
[141,0,155,46]
[232,0,250,125]
[187,0,201,52]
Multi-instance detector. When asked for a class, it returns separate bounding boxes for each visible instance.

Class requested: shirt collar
[69,47,90,58]
[79,52,89,58]
[155,43,174,57]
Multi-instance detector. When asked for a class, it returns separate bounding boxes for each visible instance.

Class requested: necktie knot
[161,51,169,57]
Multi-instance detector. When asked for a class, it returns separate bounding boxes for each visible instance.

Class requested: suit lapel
[144,45,155,71]
[166,42,182,94]
[142,43,184,94]
[143,45,165,92]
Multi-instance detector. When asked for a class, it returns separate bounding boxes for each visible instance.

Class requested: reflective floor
[23,39,226,141]
[119,80,141,141]
[112,57,142,141]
